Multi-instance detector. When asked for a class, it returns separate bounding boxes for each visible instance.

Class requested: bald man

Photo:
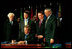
[44,8,56,47]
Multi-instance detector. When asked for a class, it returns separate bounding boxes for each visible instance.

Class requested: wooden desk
[1,44,43,48]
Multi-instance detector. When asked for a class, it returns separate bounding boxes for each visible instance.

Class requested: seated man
[18,25,35,44]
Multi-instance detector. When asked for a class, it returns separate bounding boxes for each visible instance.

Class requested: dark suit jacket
[36,19,45,36]
[19,32,35,44]
[55,17,63,41]
[3,19,19,41]
[45,15,56,44]
[36,19,45,43]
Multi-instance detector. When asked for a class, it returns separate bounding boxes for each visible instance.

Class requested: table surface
[1,44,44,48]
[1,43,71,48]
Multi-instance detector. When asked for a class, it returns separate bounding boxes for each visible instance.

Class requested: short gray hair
[7,13,15,17]
[44,8,52,14]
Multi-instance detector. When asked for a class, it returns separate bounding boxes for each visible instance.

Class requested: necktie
[45,19,48,28]
[25,19,27,25]
[39,21,41,28]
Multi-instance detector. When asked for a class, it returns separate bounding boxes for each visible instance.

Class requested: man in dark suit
[35,11,45,44]
[3,13,19,41]
[18,25,35,44]
[19,11,36,39]
[44,8,56,47]
[56,11,65,48]
[56,12,63,40]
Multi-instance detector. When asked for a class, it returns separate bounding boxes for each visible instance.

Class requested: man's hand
[50,39,54,44]
[35,34,43,39]
[38,35,43,39]
[11,40,16,44]
[18,41,25,44]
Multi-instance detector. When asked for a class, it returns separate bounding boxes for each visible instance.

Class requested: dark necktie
[39,21,41,28]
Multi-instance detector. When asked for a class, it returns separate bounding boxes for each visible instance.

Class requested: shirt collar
[47,15,51,20]
[24,18,29,21]
[9,20,13,23]
[25,33,29,35]
[9,19,13,22]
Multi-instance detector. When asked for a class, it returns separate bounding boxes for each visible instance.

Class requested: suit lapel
[21,21,24,32]
[47,15,52,22]
[28,19,30,25]
[45,15,52,28]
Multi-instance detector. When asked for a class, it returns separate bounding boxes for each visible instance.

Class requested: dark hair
[24,25,31,32]
[24,11,29,15]
[38,11,44,15]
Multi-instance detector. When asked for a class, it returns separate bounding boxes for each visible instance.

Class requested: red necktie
[39,21,41,28]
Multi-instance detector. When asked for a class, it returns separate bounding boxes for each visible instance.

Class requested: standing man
[44,8,56,47]
[56,11,65,48]
[36,11,45,44]
[4,13,19,41]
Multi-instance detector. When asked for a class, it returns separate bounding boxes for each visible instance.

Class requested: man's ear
[49,11,51,14]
